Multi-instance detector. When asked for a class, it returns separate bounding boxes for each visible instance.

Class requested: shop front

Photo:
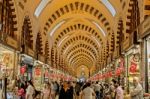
[20,54,34,81]
[124,46,141,93]
[0,45,16,78]
[114,57,125,88]
[32,60,50,90]
[138,16,150,93]
[0,43,18,98]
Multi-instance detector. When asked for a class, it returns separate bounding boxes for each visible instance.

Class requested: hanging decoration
[129,62,137,73]
[20,65,26,74]
[115,68,122,76]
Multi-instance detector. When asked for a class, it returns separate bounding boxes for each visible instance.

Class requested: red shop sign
[129,62,137,73]
[35,68,41,76]
[20,65,26,74]
[115,68,121,76]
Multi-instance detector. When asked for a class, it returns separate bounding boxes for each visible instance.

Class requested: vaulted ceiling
[15,0,127,74]
[33,0,119,70]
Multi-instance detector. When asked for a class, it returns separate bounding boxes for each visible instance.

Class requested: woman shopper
[59,82,70,99]
[25,80,35,99]
[18,83,25,99]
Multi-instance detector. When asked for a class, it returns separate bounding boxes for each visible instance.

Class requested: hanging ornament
[129,62,137,73]
[20,65,26,74]
[35,68,41,76]
[115,68,121,76]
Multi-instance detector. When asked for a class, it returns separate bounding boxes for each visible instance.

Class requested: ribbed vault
[30,0,120,75]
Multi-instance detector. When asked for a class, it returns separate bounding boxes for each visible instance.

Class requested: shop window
[75,2,79,10]
[55,10,60,18]
[1,0,17,40]
[64,5,69,13]
[145,5,150,10]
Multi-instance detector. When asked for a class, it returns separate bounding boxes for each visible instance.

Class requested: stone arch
[0,0,18,40]
[45,40,50,63]
[60,35,99,54]
[116,19,124,55]
[21,16,33,52]
[35,32,43,55]
[43,1,111,34]
[126,0,140,34]
[54,23,103,46]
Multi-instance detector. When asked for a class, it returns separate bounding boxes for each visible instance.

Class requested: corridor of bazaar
[0,0,150,99]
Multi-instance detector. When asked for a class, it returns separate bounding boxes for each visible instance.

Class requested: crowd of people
[3,77,147,99]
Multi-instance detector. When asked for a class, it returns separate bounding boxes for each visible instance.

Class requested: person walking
[67,82,74,99]
[130,77,143,99]
[25,80,35,99]
[59,82,70,99]
[94,81,101,99]
[81,82,95,99]
[114,82,124,99]
[18,83,25,99]
[75,82,81,99]
[42,82,52,99]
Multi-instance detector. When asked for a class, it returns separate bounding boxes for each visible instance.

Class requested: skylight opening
[100,0,116,17]
[49,20,66,36]
[34,0,50,18]
[92,21,106,37]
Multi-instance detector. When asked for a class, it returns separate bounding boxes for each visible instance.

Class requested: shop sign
[20,65,27,74]
[129,62,137,73]
[6,36,18,49]
[28,48,34,57]
[115,68,122,76]
[35,68,41,76]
